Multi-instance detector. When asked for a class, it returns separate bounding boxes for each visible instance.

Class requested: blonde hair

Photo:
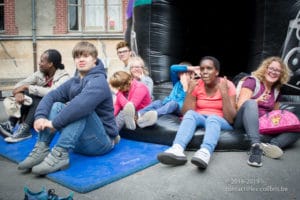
[252,56,291,89]
[128,56,149,76]
[109,71,132,92]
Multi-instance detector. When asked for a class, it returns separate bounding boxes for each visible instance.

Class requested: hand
[187,78,198,93]
[256,90,271,103]
[14,93,25,104]
[180,73,191,91]
[132,71,143,80]
[34,118,55,133]
[218,76,229,95]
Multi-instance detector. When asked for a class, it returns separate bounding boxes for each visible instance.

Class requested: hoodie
[35,59,118,137]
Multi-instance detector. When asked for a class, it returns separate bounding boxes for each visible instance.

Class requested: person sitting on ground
[116,41,134,72]
[234,56,300,167]
[17,41,119,175]
[157,56,237,169]
[128,56,154,98]
[0,49,70,142]
[136,61,200,128]
[109,71,152,131]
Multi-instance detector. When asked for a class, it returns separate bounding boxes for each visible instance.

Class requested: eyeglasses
[267,66,282,75]
[117,50,130,54]
[130,65,142,69]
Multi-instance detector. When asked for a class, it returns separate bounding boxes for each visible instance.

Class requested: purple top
[242,77,279,117]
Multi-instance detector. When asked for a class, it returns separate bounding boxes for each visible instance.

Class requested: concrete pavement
[0,100,299,200]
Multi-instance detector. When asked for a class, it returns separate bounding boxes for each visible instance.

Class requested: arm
[219,77,237,124]
[236,87,253,110]
[12,73,38,103]
[273,102,280,110]
[170,65,188,85]
[115,91,129,110]
[181,79,198,115]
[28,70,71,97]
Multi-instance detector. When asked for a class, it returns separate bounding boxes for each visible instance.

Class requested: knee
[51,102,65,112]
[206,115,220,124]
[243,99,257,109]
[169,101,179,108]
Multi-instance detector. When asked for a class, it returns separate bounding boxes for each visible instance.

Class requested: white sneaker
[123,102,136,130]
[157,144,187,165]
[137,110,158,128]
[260,143,283,159]
[191,148,211,169]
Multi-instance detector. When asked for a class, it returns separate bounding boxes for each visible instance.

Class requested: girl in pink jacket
[109,71,151,130]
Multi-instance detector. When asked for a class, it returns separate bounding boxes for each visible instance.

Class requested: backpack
[235,73,279,102]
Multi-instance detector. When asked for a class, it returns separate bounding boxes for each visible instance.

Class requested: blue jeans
[38,102,114,156]
[173,110,233,154]
[234,100,300,148]
[138,100,180,117]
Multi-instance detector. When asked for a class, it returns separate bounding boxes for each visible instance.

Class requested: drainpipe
[32,0,37,71]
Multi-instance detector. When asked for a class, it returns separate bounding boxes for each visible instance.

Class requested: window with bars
[68,0,123,33]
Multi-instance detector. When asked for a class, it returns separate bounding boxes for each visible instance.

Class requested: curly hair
[109,71,132,92]
[252,56,291,89]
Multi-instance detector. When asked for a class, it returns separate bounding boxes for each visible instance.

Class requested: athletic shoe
[18,142,50,170]
[32,146,69,175]
[260,143,283,159]
[247,143,263,167]
[4,123,31,143]
[191,148,211,169]
[137,110,158,128]
[157,144,187,165]
[123,102,136,130]
[0,120,14,138]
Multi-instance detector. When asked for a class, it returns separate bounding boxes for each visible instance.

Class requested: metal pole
[32,0,37,71]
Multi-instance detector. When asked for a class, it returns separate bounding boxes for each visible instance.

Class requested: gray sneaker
[32,146,69,175]
[5,123,32,143]
[260,143,283,159]
[123,102,136,130]
[0,120,14,138]
[18,142,50,170]
[137,110,158,128]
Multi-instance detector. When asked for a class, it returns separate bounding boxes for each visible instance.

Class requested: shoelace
[13,124,28,138]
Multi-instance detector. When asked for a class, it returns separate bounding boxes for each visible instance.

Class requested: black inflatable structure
[120,0,300,150]
[126,0,300,95]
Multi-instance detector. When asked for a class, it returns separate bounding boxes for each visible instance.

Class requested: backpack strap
[236,75,279,101]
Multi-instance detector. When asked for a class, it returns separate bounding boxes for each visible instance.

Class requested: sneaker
[123,102,136,130]
[4,123,32,143]
[32,146,69,175]
[260,143,283,159]
[247,143,263,167]
[18,142,50,170]
[137,111,158,128]
[157,144,187,165]
[0,120,14,138]
[191,148,211,169]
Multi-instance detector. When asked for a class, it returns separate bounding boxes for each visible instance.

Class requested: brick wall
[4,0,18,35]
[53,0,67,34]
